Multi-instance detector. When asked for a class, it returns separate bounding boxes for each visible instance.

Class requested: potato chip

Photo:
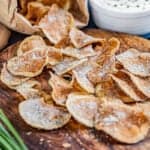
[52,57,87,75]
[95,79,116,99]
[135,102,150,119]
[115,85,138,103]
[87,58,116,85]
[7,49,48,77]
[26,2,50,25]
[96,80,134,103]
[95,100,149,144]
[110,71,146,102]
[15,80,41,99]
[19,0,33,14]
[0,63,29,88]
[49,72,73,106]
[61,45,96,59]
[73,79,88,93]
[73,62,95,94]
[17,35,46,56]
[68,0,89,27]
[70,28,104,49]
[66,93,99,127]
[47,46,62,65]
[12,12,39,34]
[19,98,71,130]
[122,70,150,98]
[116,49,150,77]
[37,0,71,10]
[39,4,74,44]
[88,38,120,85]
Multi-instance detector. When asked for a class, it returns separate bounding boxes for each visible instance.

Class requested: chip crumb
[62,142,71,148]
[39,138,45,145]
[40,138,44,142]
[26,131,32,136]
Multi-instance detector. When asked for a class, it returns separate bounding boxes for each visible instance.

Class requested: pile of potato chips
[0,0,89,34]
[1,2,150,145]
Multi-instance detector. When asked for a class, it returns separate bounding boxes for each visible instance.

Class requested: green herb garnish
[0,109,28,150]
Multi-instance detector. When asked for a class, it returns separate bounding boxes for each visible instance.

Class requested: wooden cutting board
[0,29,150,150]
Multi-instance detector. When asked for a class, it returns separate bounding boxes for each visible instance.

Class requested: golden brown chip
[19,0,70,16]
[110,71,146,102]
[69,28,104,49]
[88,38,120,85]
[17,35,46,56]
[61,45,96,59]
[66,93,99,127]
[48,72,73,106]
[72,62,95,94]
[116,49,150,77]
[39,4,74,44]
[47,46,62,65]
[19,0,32,14]
[52,57,87,75]
[7,49,48,77]
[95,79,135,103]
[19,98,71,130]
[110,72,146,102]
[15,80,41,99]
[135,102,150,120]
[95,79,116,99]
[26,2,50,25]
[95,100,149,144]
[0,63,29,88]
[68,0,89,27]
[37,0,71,10]
[123,70,150,98]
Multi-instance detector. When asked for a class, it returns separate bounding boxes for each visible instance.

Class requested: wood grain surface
[0,29,150,150]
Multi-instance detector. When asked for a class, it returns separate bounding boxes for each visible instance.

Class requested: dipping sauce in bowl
[90,0,150,35]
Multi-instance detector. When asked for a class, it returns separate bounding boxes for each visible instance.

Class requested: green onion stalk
[0,109,28,150]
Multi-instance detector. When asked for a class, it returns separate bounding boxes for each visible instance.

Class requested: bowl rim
[90,0,150,18]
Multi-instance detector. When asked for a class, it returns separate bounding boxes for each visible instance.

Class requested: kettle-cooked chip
[69,28,104,49]
[15,80,41,99]
[95,100,149,144]
[17,35,46,56]
[39,4,74,44]
[61,45,96,59]
[123,70,150,98]
[116,49,150,77]
[73,62,95,94]
[19,0,32,14]
[110,71,146,102]
[19,98,71,130]
[0,63,29,88]
[26,2,50,25]
[49,72,73,106]
[66,93,99,127]
[88,38,120,85]
[135,102,150,119]
[7,49,48,77]
[88,57,116,85]
[68,0,89,27]
[95,79,116,99]
[52,57,87,75]
[37,0,71,10]
[47,46,62,65]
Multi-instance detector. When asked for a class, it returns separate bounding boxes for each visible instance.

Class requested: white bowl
[89,0,150,35]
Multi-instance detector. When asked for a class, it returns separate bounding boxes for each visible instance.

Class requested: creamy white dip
[98,0,150,12]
